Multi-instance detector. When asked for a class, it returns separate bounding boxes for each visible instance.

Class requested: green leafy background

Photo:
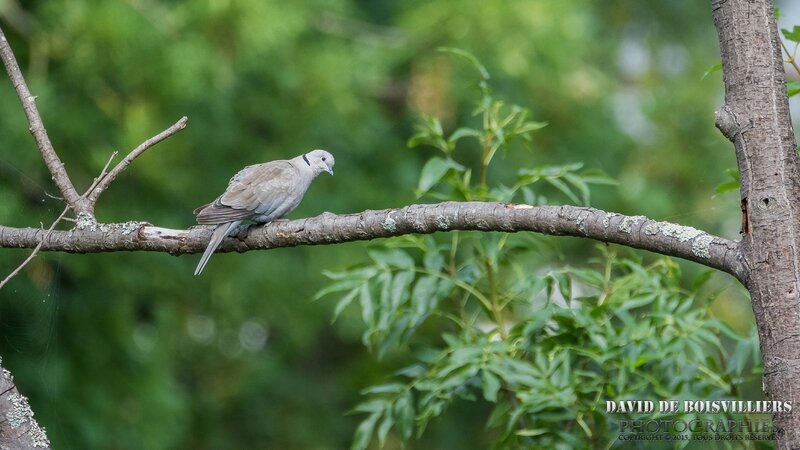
[0,1,778,449]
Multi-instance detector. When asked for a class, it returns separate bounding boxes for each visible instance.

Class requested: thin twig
[83,151,118,196]
[0,25,82,209]
[86,116,188,208]
[780,38,800,77]
[0,205,69,290]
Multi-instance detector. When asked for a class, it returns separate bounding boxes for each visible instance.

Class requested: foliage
[408,48,614,205]
[781,26,800,97]
[319,54,759,449]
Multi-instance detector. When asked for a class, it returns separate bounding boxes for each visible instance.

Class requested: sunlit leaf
[393,393,415,440]
[351,411,381,450]
[788,80,800,97]
[781,26,800,43]
[332,288,360,322]
[448,127,482,143]
[482,369,502,402]
[369,249,415,270]
[715,167,740,194]
[417,157,464,193]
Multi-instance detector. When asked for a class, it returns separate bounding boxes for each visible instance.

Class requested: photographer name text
[606,400,792,414]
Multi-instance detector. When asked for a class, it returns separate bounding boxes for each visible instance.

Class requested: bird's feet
[232,223,254,239]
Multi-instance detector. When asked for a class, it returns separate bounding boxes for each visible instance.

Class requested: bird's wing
[195,161,299,224]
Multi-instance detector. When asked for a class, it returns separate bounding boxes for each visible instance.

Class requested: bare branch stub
[0,25,82,210]
[85,116,189,211]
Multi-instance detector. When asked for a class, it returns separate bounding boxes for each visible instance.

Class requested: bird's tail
[194,221,241,275]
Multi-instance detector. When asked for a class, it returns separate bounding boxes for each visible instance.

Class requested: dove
[193,149,335,275]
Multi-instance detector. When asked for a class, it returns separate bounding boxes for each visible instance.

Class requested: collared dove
[193,149,335,275]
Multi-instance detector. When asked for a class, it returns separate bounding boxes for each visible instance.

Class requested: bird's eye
[322,157,327,161]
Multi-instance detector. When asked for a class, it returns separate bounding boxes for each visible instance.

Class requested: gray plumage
[194,149,335,275]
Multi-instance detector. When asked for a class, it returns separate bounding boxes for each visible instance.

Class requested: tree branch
[0,25,187,221]
[0,202,744,281]
[0,205,69,290]
[0,25,82,210]
[0,357,51,449]
[84,116,188,213]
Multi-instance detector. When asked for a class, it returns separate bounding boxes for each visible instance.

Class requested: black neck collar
[302,153,311,166]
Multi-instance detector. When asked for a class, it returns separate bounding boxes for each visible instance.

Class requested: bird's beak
[326,167,334,176]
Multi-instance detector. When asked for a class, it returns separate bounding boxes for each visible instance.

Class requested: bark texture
[713,0,800,446]
[0,358,51,449]
[0,202,744,280]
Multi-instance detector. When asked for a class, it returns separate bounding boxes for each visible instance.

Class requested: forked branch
[0,25,187,220]
[83,116,188,214]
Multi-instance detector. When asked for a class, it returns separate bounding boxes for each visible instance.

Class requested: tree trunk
[0,357,51,449]
[712,0,800,447]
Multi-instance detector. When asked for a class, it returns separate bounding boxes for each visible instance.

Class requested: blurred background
[0,0,797,448]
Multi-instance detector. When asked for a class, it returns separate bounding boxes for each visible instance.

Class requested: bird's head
[304,149,335,176]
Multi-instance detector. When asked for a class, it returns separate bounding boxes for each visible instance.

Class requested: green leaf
[437,47,490,80]
[359,283,374,326]
[781,26,800,43]
[579,168,618,185]
[545,177,580,204]
[514,120,548,135]
[518,162,583,180]
[423,251,445,272]
[520,307,553,337]
[393,393,415,440]
[516,428,548,437]
[408,117,447,151]
[448,127,482,143]
[546,271,572,302]
[395,364,425,379]
[322,267,378,281]
[332,288,360,322]
[411,276,438,317]
[563,172,590,205]
[376,411,394,448]
[567,268,606,289]
[314,277,365,301]
[715,167,739,194]
[369,249,415,270]
[351,411,381,450]
[351,399,389,414]
[788,80,800,97]
[481,369,502,402]
[360,383,407,395]
[417,157,464,193]
[390,271,414,310]
[407,132,432,149]
[701,63,722,80]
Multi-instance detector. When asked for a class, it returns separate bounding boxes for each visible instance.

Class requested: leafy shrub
[319,50,759,450]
